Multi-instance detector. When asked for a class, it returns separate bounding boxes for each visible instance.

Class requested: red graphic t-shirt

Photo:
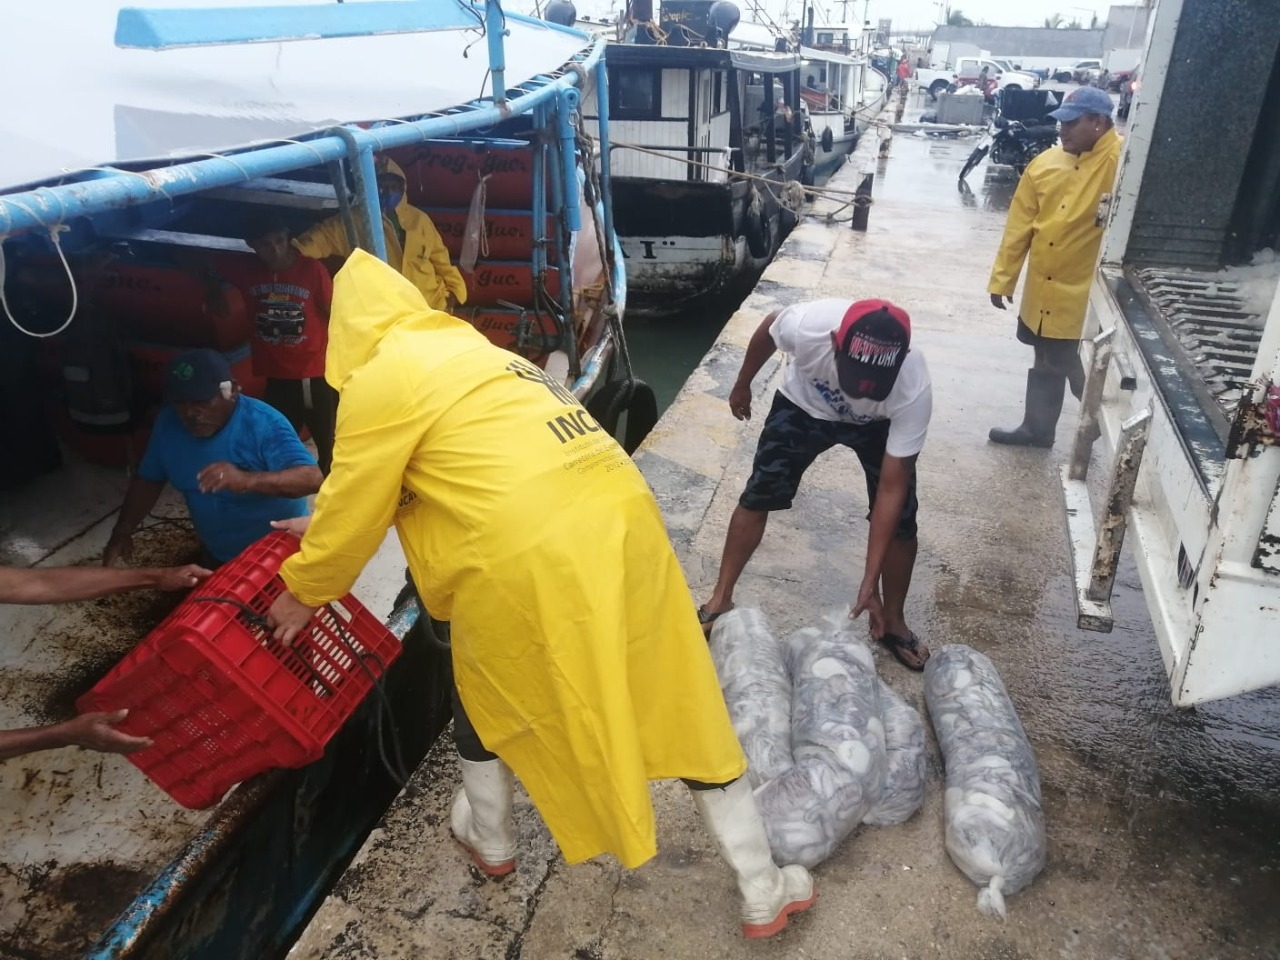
[219,255,333,380]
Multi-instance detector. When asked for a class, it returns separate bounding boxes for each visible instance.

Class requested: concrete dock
[290,110,1280,959]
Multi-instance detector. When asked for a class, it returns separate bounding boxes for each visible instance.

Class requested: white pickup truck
[914,56,1041,100]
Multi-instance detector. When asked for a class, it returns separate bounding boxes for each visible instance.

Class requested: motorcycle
[958,116,1059,182]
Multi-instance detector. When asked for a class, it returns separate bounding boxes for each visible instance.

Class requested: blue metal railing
[0,4,601,249]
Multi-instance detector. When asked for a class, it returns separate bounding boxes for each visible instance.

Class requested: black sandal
[878,631,930,671]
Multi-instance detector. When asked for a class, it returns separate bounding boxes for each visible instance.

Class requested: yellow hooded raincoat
[279,251,746,868]
[988,126,1122,340]
[293,160,468,312]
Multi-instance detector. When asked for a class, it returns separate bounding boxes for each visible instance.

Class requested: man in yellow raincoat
[987,87,1122,448]
[293,157,468,313]
[264,251,816,939]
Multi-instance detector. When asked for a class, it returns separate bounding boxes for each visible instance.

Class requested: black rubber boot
[989,369,1066,448]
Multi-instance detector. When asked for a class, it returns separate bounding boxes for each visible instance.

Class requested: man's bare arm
[729,311,781,421]
[196,463,324,498]
[0,711,153,762]
[0,565,209,604]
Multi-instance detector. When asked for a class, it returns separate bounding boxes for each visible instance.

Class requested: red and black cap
[834,299,911,402]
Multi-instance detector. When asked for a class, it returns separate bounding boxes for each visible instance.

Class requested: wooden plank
[98,226,252,253]
[201,177,340,210]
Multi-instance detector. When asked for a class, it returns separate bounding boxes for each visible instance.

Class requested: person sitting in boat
[264,251,817,940]
[199,213,339,474]
[696,299,933,673]
[0,562,209,761]
[104,349,323,569]
[293,156,468,314]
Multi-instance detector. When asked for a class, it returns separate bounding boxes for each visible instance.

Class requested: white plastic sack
[708,608,793,785]
[864,680,926,826]
[753,622,886,868]
[710,609,926,869]
[924,644,1046,918]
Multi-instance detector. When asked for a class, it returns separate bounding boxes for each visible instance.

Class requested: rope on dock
[591,137,876,212]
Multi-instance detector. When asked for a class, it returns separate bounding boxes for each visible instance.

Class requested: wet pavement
[291,98,1280,959]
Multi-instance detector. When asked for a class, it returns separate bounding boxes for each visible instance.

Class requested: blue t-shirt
[138,396,315,563]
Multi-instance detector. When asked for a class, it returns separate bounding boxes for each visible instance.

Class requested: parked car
[1052,59,1101,83]
[1107,66,1136,91]
[915,64,958,99]
[955,57,1040,92]
[1072,58,1103,84]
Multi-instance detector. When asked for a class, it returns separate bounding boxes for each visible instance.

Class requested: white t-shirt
[769,300,932,458]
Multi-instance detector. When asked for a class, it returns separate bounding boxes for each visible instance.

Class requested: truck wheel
[1004,83,1021,92]
[929,79,949,100]
[1054,71,1072,83]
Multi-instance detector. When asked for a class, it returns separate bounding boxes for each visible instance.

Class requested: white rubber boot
[451,757,517,877]
[690,777,816,938]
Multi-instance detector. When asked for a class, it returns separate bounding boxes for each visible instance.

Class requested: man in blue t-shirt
[104,349,324,567]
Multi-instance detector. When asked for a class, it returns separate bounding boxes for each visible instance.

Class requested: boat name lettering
[417,154,530,176]
[438,221,526,241]
[619,241,658,261]
[101,274,157,291]
[475,269,523,289]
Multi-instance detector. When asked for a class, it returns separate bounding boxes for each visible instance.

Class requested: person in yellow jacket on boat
[264,251,816,939]
[293,156,468,313]
[987,86,1122,448]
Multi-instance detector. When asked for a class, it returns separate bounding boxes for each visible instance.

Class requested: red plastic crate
[77,532,401,809]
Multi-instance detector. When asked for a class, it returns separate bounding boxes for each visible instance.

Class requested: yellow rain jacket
[293,161,468,312]
[279,251,745,868]
[988,126,1122,340]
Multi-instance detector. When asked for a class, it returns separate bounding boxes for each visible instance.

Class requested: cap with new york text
[834,299,911,402]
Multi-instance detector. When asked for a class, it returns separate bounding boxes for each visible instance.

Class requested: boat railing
[608,144,736,183]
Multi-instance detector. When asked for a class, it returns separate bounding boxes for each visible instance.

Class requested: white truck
[1061,0,1280,706]
[915,55,1039,100]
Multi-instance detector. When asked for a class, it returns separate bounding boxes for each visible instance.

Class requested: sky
[517,1,1118,34]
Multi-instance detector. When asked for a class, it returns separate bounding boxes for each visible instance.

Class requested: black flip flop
[698,605,732,636]
[878,631,929,671]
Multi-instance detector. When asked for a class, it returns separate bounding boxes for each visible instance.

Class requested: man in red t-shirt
[211,215,338,473]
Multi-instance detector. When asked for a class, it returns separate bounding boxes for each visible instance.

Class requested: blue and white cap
[1047,86,1114,122]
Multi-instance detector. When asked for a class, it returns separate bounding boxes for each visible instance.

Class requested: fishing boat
[799,45,888,179]
[726,13,888,181]
[582,1,812,318]
[0,3,639,958]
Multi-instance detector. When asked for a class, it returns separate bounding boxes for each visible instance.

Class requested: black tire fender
[587,378,659,455]
[744,186,773,259]
[820,126,834,152]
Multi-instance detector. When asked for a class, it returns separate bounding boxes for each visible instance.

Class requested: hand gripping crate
[77,532,401,809]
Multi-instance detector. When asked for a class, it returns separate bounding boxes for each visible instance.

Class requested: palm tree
[1066,17,1084,28]
[946,8,973,25]
[1043,13,1064,28]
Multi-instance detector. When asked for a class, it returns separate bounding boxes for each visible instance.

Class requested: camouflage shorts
[739,392,918,539]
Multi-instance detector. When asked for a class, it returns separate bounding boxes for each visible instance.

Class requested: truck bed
[1131,263,1274,422]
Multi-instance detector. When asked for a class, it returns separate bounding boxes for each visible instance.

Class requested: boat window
[713,71,724,113]
[612,67,663,120]
[818,31,834,45]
